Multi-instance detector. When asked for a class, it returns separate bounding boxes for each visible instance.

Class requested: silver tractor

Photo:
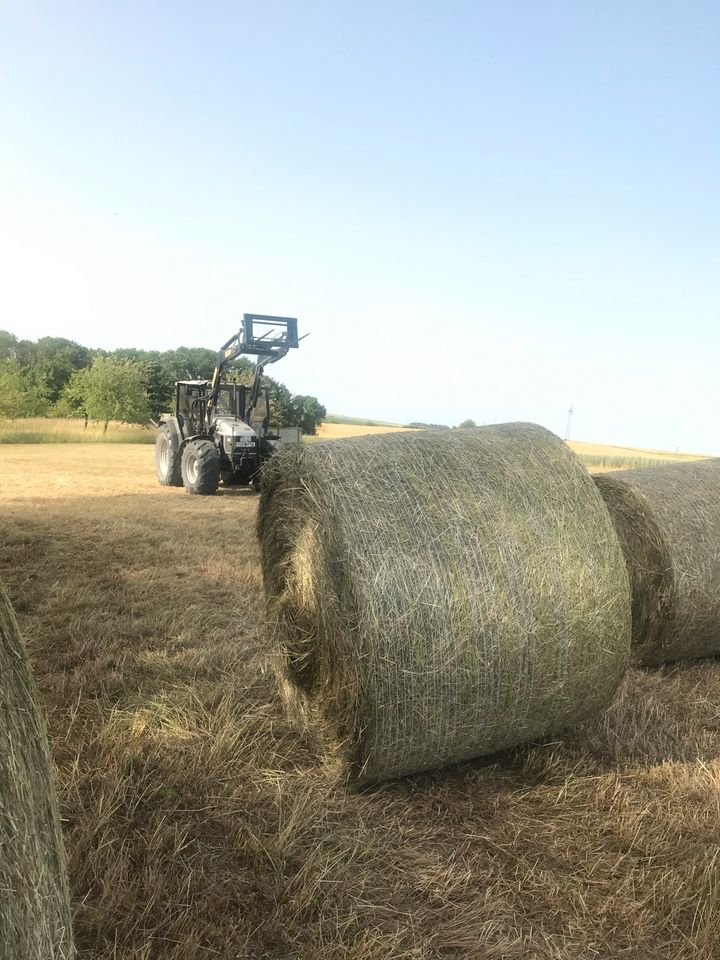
[155,314,300,494]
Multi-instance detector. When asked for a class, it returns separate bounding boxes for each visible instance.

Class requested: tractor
[155,314,300,494]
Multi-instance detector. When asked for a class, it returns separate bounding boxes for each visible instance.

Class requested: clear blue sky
[1,1,718,451]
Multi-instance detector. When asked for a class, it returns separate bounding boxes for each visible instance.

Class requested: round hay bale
[0,581,74,959]
[594,459,720,665]
[258,423,631,785]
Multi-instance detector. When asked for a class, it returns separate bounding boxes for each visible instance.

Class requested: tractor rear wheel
[181,439,220,495]
[156,426,182,486]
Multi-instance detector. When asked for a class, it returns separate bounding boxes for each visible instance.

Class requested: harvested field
[568,440,704,462]
[0,417,155,444]
[315,421,415,439]
[3,444,720,958]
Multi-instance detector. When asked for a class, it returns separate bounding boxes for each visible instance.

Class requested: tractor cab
[175,380,210,434]
[174,380,272,437]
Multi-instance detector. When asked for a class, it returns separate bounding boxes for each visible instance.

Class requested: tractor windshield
[178,383,207,432]
[249,393,269,432]
[215,386,235,417]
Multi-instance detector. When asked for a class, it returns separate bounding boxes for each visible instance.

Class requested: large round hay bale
[258,423,631,785]
[0,582,74,959]
[594,459,720,665]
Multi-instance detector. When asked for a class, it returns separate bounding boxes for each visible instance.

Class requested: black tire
[181,439,221,495]
[156,426,183,486]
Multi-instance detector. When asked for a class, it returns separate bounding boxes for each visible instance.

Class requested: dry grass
[2,444,720,958]
[0,415,415,445]
[0,417,155,444]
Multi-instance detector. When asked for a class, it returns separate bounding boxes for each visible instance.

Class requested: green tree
[162,347,217,382]
[143,359,172,421]
[10,336,92,404]
[64,357,150,433]
[224,356,254,380]
[267,378,294,426]
[0,360,48,418]
[35,337,92,402]
[290,395,327,435]
[0,330,18,361]
[458,419,477,429]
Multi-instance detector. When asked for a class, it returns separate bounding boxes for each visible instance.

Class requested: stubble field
[3,443,720,959]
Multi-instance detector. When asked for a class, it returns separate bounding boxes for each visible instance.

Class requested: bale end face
[593,473,675,663]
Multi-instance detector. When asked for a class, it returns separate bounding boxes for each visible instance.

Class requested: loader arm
[206,314,299,418]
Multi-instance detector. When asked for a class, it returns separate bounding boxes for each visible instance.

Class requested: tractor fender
[178,433,210,453]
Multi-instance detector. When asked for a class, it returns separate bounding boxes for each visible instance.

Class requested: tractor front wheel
[156,426,182,487]
[181,439,220,495]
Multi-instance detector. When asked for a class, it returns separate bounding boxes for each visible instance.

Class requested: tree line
[0,331,326,434]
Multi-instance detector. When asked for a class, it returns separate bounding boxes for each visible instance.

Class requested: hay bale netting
[0,581,73,959]
[594,459,720,665]
[258,423,631,785]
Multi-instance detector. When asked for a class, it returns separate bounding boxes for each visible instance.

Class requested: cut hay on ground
[258,423,631,785]
[594,458,720,665]
[0,581,73,959]
[5,443,720,957]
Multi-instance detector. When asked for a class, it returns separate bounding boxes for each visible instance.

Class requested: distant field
[1,417,715,474]
[315,424,714,470]
[0,417,154,443]
[315,421,416,440]
[568,440,709,472]
[323,413,406,427]
[0,417,412,445]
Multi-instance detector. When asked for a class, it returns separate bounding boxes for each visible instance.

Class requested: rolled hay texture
[0,581,74,959]
[594,459,720,665]
[258,423,631,785]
